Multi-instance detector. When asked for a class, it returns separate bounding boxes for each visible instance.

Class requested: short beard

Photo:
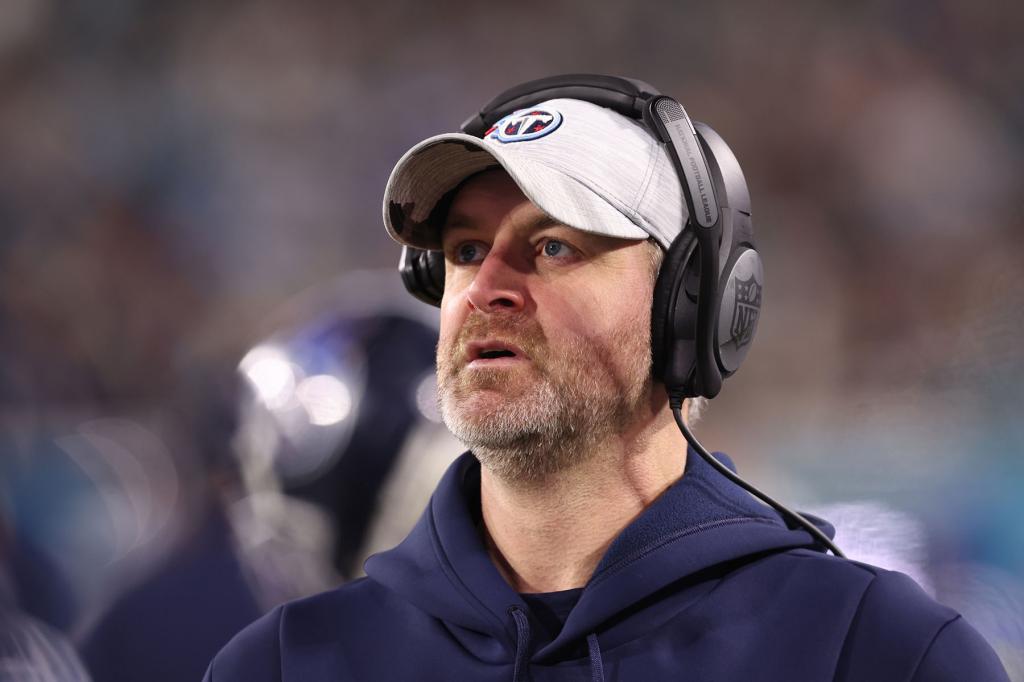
[436,309,652,485]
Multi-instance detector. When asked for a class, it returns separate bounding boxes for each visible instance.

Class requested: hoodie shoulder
[813,558,1009,681]
[912,615,1010,681]
[204,604,283,682]
[205,579,385,682]
[701,549,1007,681]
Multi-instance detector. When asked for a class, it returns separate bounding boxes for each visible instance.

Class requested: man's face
[436,168,658,483]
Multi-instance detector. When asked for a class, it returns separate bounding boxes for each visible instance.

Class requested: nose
[465,250,526,313]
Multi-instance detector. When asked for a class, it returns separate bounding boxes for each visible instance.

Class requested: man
[205,77,1009,680]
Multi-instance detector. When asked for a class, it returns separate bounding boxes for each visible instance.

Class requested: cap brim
[383,133,649,250]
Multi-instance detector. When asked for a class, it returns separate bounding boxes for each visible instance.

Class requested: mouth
[466,340,527,367]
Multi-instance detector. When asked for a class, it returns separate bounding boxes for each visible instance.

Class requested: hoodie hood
[365,447,833,666]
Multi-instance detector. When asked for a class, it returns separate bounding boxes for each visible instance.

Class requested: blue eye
[456,242,484,264]
[543,240,569,258]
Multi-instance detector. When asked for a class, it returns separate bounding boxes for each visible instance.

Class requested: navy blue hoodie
[204,449,1009,681]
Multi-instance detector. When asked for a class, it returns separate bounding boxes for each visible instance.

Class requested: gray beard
[436,312,651,485]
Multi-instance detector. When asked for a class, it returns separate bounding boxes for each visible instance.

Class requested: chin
[444,388,520,424]
[440,381,549,439]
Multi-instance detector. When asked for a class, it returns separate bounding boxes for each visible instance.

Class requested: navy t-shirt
[520,588,583,642]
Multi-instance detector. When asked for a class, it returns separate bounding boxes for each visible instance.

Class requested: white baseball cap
[382,98,686,251]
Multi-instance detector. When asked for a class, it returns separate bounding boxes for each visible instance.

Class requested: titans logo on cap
[485,108,563,143]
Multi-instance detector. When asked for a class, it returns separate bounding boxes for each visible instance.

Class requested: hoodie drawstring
[508,606,531,682]
[508,607,605,682]
[586,633,606,682]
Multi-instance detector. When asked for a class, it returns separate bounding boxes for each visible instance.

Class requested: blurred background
[0,0,1020,679]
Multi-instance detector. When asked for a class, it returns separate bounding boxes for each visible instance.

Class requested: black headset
[397,74,764,403]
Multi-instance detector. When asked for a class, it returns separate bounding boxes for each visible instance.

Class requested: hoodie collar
[364,454,525,654]
[365,447,832,661]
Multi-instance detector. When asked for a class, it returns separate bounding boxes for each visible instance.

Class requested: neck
[479,398,688,593]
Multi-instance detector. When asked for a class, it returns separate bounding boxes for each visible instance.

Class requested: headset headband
[461,74,662,135]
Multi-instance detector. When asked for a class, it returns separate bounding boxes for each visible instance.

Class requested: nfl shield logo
[730,275,762,349]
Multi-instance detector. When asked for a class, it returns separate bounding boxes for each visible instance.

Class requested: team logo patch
[485,108,562,143]
[730,275,762,349]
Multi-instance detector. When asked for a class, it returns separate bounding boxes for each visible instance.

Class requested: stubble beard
[436,309,653,485]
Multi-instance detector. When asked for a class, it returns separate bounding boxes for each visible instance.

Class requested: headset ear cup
[423,250,446,302]
[715,246,764,376]
[399,246,445,307]
[651,230,700,396]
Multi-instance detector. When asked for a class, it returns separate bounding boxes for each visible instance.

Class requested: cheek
[438,291,466,351]
[533,292,605,351]
[440,264,473,317]
[555,280,652,353]
[442,260,474,296]
[440,283,467,319]
[550,277,649,333]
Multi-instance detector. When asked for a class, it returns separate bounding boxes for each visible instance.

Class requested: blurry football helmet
[233,269,461,592]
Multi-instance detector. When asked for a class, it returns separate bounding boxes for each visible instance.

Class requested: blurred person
[0,192,216,632]
[79,270,459,682]
[0,607,91,681]
[76,366,266,682]
[206,75,1009,681]
[0,484,77,636]
[229,270,461,585]
[0,513,90,681]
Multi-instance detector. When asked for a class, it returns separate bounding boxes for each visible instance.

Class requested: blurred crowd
[0,0,1021,679]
